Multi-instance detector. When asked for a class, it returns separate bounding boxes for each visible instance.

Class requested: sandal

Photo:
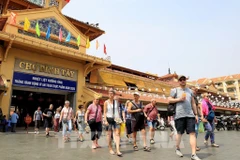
[117,152,123,157]
[133,145,139,151]
[109,150,115,155]
[143,146,151,152]
[196,147,201,151]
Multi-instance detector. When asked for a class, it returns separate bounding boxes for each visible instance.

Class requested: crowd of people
[0,74,221,160]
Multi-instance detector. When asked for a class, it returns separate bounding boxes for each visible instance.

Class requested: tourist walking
[190,86,204,151]
[11,111,19,132]
[43,104,54,137]
[76,105,85,142]
[127,92,151,152]
[104,89,122,156]
[85,98,102,149]
[168,75,201,160]
[59,101,74,142]
[143,99,158,144]
[201,93,219,147]
[54,108,61,132]
[33,107,43,134]
[122,100,132,143]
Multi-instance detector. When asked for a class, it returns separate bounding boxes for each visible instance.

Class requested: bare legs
[107,128,121,155]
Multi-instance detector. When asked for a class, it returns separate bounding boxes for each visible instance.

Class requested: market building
[0,0,111,120]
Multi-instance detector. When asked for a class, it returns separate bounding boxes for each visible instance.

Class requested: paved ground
[0,128,239,160]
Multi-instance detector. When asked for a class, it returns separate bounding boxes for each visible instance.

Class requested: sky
[62,0,240,80]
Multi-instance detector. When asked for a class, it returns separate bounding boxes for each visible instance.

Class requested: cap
[178,75,186,80]
[133,92,140,96]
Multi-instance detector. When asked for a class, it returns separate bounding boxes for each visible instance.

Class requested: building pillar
[235,80,240,100]
[222,82,227,93]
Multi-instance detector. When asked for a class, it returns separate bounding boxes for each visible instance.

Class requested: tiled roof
[194,74,240,84]
[89,88,169,104]
[158,73,177,80]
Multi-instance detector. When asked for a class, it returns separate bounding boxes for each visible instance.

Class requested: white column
[222,81,227,93]
[235,80,240,100]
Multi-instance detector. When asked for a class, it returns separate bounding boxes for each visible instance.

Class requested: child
[24,113,32,134]
[1,115,7,132]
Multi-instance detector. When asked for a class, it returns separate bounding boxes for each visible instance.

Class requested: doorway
[11,90,65,127]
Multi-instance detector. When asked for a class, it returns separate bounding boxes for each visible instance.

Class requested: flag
[86,37,90,48]
[10,12,17,25]
[65,32,71,42]
[59,28,62,42]
[23,17,30,31]
[35,21,40,37]
[46,25,51,40]
[104,44,107,54]
[96,40,99,50]
[77,35,81,46]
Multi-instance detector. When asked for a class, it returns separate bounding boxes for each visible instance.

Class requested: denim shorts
[147,120,157,128]
[107,118,120,130]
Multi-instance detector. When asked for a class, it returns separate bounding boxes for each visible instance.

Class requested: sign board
[14,59,78,81]
[13,72,77,92]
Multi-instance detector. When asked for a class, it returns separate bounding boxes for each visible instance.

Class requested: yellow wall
[0,47,86,117]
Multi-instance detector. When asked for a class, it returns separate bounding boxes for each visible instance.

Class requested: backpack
[167,88,177,116]
[206,102,215,122]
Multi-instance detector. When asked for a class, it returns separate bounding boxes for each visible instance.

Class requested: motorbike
[225,116,235,130]
[215,115,225,131]
[233,115,240,131]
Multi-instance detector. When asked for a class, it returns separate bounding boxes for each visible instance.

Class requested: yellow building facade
[0,2,110,118]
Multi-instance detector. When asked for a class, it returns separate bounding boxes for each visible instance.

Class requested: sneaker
[204,140,208,145]
[175,149,183,157]
[191,154,201,160]
[128,138,132,144]
[211,143,219,147]
[34,131,37,134]
[150,139,155,144]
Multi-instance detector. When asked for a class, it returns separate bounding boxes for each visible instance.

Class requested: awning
[83,86,102,102]
[0,75,8,91]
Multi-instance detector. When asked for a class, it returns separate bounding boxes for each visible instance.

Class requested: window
[215,82,223,87]
[218,89,224,92]
[125,82,137,90]
[225,81,235,86]
[227,88,235,92]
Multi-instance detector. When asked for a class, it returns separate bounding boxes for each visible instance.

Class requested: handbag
[62,108,70,124]
[167,88,178,116]
[198,122,204,133]
[88,105,99,125]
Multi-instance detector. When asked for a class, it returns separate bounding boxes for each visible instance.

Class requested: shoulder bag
[88,105,99,125]
[131,101,144,121]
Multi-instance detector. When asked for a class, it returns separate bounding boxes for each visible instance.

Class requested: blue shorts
[147,120,157,128]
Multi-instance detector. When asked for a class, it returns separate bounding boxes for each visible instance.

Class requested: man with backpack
[168,75,201,160]
[143,99,158,144]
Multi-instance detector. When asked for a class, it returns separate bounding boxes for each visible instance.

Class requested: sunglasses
[179,78,186,82]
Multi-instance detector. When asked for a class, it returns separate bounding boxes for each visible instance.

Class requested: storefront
[0,6,111,119]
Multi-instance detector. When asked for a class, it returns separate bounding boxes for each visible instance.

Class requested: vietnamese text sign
[13,72,77,92]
